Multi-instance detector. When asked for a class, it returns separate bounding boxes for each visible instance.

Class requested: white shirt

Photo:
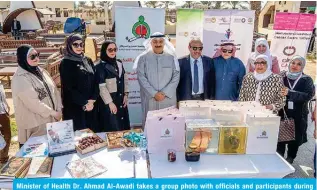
[190,56,204,95]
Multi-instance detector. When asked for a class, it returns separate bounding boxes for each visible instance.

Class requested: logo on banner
[211,17,216,23]
[283,46,296,56]
[220,17,229,23]
[161,128,173,139]
[234,18,246,23]
[257,130,268,139]
[225,29,232,39]
[126,15,150,42]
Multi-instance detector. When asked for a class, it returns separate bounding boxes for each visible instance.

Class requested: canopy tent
[2,8,46,34]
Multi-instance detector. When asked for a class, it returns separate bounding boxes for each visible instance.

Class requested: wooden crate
[75,129,107,155]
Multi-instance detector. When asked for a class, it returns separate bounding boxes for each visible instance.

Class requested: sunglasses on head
[254,61,267,65]
[191,46,203,51]
[221,49,233,53]
[107,48,117,53]
[72,42,84,48]
[29,53,40,60]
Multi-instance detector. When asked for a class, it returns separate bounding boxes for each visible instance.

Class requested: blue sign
[13,178,316,190]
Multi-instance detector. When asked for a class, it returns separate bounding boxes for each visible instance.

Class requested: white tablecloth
[0,133,148,189]
[149,152,295,178]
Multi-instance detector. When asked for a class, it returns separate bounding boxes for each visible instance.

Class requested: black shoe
[286,157,294,164]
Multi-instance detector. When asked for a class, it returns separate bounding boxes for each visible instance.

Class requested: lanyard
[287,74,302,90]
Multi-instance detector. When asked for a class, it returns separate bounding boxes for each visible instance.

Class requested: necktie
[193,59,199,94]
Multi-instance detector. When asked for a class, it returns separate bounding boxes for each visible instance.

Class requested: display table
[0,133,148,189]
[149,152,295,178]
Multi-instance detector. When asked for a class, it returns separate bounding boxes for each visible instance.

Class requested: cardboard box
[75,129,107,155]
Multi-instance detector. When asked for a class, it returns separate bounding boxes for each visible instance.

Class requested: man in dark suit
[177,39,215,101]
[11,18,21,40]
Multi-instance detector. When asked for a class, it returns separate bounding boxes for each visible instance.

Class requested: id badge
[288,101,294,110]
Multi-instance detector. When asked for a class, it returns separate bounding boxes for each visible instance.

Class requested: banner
[202,10,255,65]
[270,13,316,71]
[115,7,165,126]
[176,9,204,58]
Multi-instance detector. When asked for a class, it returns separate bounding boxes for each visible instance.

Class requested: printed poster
[176,9,204,57]
[202,10,255,65]
[115,7,165,126]
[270,13,316,71]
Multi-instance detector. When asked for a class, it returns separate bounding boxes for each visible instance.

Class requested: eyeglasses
[222,49,233,53]
[29,53,40,60]
[72,43,84,48]
[254,61,267,65]
[107,48,117,53]
[191,47,203,51]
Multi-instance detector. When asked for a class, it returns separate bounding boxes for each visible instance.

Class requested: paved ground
[284,110,316,178]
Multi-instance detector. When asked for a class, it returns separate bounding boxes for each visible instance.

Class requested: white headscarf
[250,38,272,68]
[253,55,272,81]
[133,32,179,71]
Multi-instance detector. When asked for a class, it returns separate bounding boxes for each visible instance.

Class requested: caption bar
[14,179,316,190]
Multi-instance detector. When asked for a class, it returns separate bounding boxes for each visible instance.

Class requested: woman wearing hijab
[95,41,130,132]
[247,38,280,74]
[59,34,99,131]
[12,45,62,147]
[277,55,315,164]
[239,55,285,112]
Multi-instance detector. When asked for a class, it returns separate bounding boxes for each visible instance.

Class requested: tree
[222,1,249,10]
[145,1,164,8]
[162,1,176,10]
[250,1,262,33]
[200,1,213,9]
[200,1,224,9]
[182,1,200,9]
[78,1,86,8]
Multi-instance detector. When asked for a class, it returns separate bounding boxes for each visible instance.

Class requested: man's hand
[154,92,165,102]
[281,87,289,96]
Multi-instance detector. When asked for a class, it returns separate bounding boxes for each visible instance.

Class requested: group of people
[0,32,315,176]
[133,32,315,166]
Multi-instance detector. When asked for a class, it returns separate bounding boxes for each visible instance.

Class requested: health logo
[283,46,296,56]
[126,15,151,42]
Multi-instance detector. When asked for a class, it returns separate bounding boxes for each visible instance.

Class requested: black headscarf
[17,45,42,80]
[64,34,94,73]
[100,40,117,65]
[17,45,55,110]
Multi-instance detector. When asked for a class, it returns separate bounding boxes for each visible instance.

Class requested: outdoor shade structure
[2,8,54,34]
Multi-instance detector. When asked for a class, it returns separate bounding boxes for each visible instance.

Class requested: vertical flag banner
[270,13,316,71]
[176,9,204,57]
[115,7,165,126]
[203,10,255,65]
